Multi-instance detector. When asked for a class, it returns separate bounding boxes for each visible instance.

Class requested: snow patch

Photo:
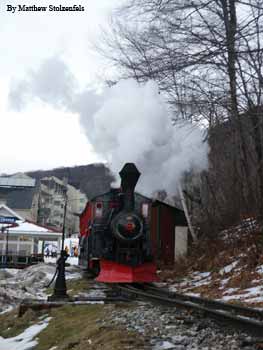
[153,340,176,350]
[0,263,81,313]
[256,265,263,275]
[219,261,239,275]
[0,317,51,350]
[219,277,230,289]
[221,285,263,302]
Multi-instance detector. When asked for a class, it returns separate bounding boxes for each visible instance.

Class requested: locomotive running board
[96,259,159,283]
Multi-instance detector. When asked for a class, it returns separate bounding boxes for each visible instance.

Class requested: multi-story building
[66,184,87,235]
[0,173,87,236]
[38,176,67,230]
[0,173,38,221]
[37,176,87,236]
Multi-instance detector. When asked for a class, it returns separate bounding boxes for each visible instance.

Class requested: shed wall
[160,205,176,265]
[150,206,158,260]
[151,203,188,265]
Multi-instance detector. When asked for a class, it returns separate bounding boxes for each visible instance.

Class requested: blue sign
[0,216,17,224]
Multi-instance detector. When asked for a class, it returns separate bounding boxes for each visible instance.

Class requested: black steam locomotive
[79,163,157,282]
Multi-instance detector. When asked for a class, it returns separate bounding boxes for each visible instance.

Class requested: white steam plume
[81,79,208,195]
[8,57,208,196]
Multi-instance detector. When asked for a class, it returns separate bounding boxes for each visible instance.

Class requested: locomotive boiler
[79,163,158,283]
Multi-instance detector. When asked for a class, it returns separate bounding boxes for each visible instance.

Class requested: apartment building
[37,176,87,235]
[66,184,87,235]
[38,176,67,229]
[0,173,38,221]
[0,173,87,236]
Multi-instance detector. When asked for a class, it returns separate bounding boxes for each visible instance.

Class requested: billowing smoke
[9,56,76,111]
[8,57,209,196]
[80,79,208,195]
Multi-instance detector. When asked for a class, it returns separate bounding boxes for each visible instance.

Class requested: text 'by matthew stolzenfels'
[6,4,85,13]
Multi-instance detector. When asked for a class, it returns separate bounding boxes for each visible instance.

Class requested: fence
[0,239,43,267]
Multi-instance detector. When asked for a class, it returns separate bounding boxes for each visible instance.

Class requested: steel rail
[117,284,263,336]
[145,284,263,320]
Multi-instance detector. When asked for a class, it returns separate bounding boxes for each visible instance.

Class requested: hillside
[160,218,263,307]
[27,163,114,199]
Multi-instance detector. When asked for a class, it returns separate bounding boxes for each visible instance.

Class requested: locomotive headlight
[111,212,143,241]
[125,216,136,232]
[125,221,135,232]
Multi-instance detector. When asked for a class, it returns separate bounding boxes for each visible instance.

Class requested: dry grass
[162,229,263,278]
[35,304,146,350]
[66,278,91,296]
[159,226,263,305]
[0,278,146,350]
[0,300,146,349]
[0,308,48,338]
[227,270,259,290]
[0,304,146,349]
[46,277,90,297]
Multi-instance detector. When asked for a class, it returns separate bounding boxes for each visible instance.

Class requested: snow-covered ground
[0,259,81,314]
[168,268,263,305]
[161,219,263,307]
[166,259,263,306]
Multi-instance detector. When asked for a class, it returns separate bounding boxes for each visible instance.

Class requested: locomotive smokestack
[119,163,141,211]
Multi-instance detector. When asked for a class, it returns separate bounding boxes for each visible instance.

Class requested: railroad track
[116,283,263,337]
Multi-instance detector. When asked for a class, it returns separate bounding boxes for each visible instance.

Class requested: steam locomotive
[79,163,158,283]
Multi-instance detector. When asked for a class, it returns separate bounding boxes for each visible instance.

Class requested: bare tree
[98,0,263,229]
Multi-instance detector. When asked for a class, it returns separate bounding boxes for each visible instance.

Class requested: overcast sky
[0,0,121,174]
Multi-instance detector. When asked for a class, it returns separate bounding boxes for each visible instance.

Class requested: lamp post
[5,227,9,266]
[0,217,18,267]
[49,188,69,301]
[1,226,5,265]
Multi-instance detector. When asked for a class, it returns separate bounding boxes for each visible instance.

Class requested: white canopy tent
[0,204,62,257]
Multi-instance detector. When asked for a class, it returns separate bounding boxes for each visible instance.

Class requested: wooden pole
[178,183,197,242]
